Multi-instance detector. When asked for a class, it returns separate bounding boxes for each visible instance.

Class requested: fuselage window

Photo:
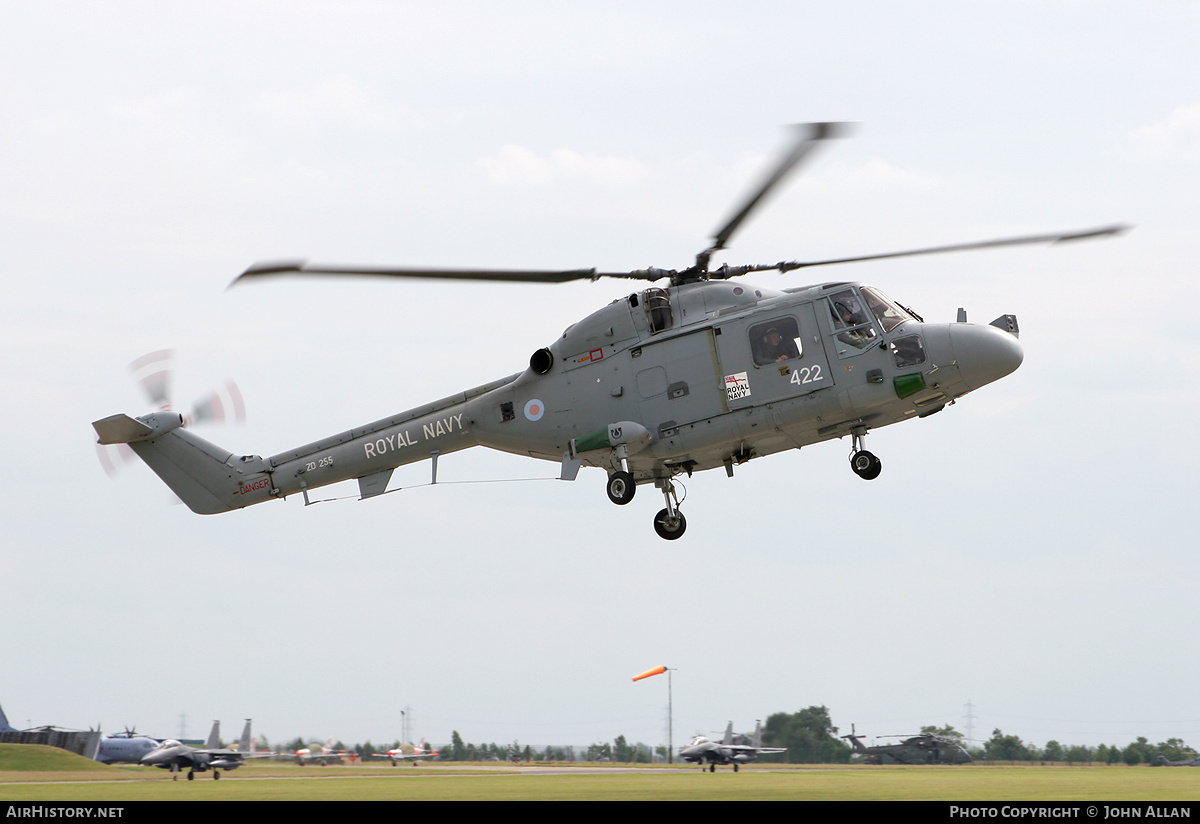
[827,289,878,350]
[890,335,926,368]
[749,317,802,365]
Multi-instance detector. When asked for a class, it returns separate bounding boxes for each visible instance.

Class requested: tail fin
[722,721,733,745]
[752,720,763,748]
[841,723,867,752]
[239,720,252,752]
[0,702,16,733]
[92,412,273,514]
[205,720,221,750]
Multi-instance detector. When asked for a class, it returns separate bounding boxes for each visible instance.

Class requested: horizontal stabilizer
[93,412,183,445]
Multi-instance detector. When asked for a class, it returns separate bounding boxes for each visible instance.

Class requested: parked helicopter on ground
[842,726,973,765]
[93,123,1125,539]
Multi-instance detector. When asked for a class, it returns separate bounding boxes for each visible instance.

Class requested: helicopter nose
[949,323,1023,391]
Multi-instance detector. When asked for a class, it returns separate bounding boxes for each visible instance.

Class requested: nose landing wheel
[652,479,686,540]
[653,508,687,540]
[850,450,881,480]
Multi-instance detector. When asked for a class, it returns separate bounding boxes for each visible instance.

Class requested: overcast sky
[2,1,1198,753]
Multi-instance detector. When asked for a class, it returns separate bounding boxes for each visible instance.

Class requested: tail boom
[93,374,520,514]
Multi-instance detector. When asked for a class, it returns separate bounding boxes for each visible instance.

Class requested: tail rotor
[96,349,245,479]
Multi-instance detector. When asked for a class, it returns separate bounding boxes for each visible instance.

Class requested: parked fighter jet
[140,719,266,780]
[679,720,786,772]
[375,737,438,766]
[294,738,350,765]
[842,726,972,764]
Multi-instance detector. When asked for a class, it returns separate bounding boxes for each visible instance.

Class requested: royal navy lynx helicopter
[93,123,1124,539]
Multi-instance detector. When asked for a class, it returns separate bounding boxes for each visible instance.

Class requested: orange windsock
[632,665,667,682]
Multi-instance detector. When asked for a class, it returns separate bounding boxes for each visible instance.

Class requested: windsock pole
[632,664,673,763]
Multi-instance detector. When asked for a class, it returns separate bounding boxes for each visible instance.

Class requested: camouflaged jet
[679,720,786,772]
[94,124,1125,539]
[140,718,267,780]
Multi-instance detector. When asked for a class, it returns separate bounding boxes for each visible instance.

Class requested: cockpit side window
[749,317,802,365]
[826,289,878,350]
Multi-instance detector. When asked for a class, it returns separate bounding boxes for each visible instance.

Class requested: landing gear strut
[849,428,882,480]
[653,479,686,540]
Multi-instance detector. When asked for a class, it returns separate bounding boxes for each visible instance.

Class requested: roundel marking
[524,399,545,422]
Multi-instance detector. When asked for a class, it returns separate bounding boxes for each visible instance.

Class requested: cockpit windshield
[861,286,915,333]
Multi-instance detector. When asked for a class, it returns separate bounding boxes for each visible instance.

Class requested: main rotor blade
[231,261,667,287]
[708,122,851,255]
[772,224,1131,272]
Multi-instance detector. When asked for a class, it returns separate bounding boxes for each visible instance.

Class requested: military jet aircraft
[679,720,786,772]
[140,718,266,780]
[293,738,350,766]
[842,727,972,764]
[375,737,438,766]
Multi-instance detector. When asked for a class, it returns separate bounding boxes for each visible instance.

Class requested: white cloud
[1130,103,1200,164]
[826,156,936,190]
[478,145,646,187]
[256,74,406,131]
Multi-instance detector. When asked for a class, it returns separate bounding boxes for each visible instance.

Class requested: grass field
[1,745,1197,801]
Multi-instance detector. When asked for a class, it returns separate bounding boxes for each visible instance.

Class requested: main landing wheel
[709,763,716,773]
[187,771,195,781]
[606,471,636,505]
[850,450,882,480]
[653,508,687,540]
[213,770,220,780]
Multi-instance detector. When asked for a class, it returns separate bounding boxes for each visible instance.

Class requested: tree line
[258,708,1197,765]
[972,728,1195,765]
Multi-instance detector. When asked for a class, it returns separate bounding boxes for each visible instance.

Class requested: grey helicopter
[843,726,973,765]
[93,123,1125,539]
